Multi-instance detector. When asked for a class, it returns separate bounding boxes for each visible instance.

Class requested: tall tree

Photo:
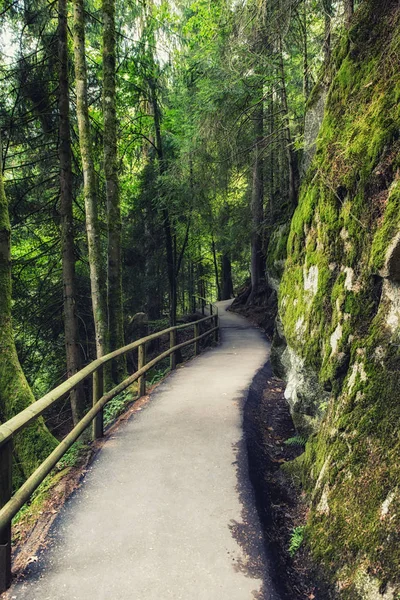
[58,0,85,424]
[277,32,298,208]
[0,136,56,482]
[150,77,177,324]
[73,0,108,359]
[247,99,264,304]
[103,0,125,377]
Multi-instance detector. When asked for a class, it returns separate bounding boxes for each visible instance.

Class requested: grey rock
[302,85,328,176]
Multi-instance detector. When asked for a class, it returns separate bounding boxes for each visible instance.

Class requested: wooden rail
[192,295,215,316]
[0,311,219,591]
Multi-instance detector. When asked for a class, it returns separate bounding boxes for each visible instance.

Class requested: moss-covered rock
[274,1,400,596]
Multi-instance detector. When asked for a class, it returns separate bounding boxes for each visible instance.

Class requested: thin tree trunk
[300,2,309,102]
[268,90,274,229]
[189,261,195,312]
[103,0,125,381]
[149,77,176,325]
[344,0,354,26]
[59,0,85,425]
[211,236,221,301]
[221,254,233,300]
[278,34,298,208]
[247,99,264,305]
[323,1,332,65]
[72,0,107,359]
[0,137,56,482]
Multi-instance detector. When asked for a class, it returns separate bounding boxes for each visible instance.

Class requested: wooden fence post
[214,315,219,343]
[194,322,199,356]
[92,366,104,440]
[0,440,12,593]
[138,343,146,397]
[170,329,177,370]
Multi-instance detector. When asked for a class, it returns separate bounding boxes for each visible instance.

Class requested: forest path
[10,301,280,600]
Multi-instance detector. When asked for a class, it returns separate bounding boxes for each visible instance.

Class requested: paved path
[10,301,280,600]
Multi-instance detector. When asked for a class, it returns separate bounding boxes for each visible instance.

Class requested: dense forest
[0,0,399,597]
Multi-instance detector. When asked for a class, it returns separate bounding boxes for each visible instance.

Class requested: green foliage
[284,435,308,447]
[12,468,67,531]
[56,440,88,470]
[289,526,305,556]
[148,367,170,386]
[103,388,136,427]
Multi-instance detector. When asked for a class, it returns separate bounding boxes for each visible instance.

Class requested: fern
[289,526,305,556]
[284,435,307,447]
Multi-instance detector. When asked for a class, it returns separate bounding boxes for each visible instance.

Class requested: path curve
[10,301,280,600]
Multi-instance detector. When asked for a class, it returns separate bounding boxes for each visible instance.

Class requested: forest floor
[243,363,319,600]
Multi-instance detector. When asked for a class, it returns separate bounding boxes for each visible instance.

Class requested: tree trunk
[344,0,354,26]
[247,100,264,305]
[103,0,125,381]
[72,0,107,360]
[323,1,332,65]
[149,77,177,325]
[221,254,233,300]
[58,0,85,426]
[267,90,274,239]
[0,138,56,484]
[278,34,298,208]
[301,2,309,101]
[189,261,195,312]
[211,236,221,301]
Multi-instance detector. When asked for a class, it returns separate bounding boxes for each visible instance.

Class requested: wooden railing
[0,310,219,591]
[193,295,214,316]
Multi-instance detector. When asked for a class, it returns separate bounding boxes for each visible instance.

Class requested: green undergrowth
[11,437,93,539]
[147,363,170,386]
[12,469,69,537]
[103,385,137,427]
[55,440,88,470]
[277,1,400,597]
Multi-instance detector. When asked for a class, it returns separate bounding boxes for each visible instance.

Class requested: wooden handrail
[0,314,214,448]
[0,312,220,592]
[192,295,219,317]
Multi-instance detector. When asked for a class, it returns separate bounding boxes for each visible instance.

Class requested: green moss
[266,222,291,281]
[370,180,400,271]
[299,337,400,587]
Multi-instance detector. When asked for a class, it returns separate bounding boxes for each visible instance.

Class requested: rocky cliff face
[272,1,400,597]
